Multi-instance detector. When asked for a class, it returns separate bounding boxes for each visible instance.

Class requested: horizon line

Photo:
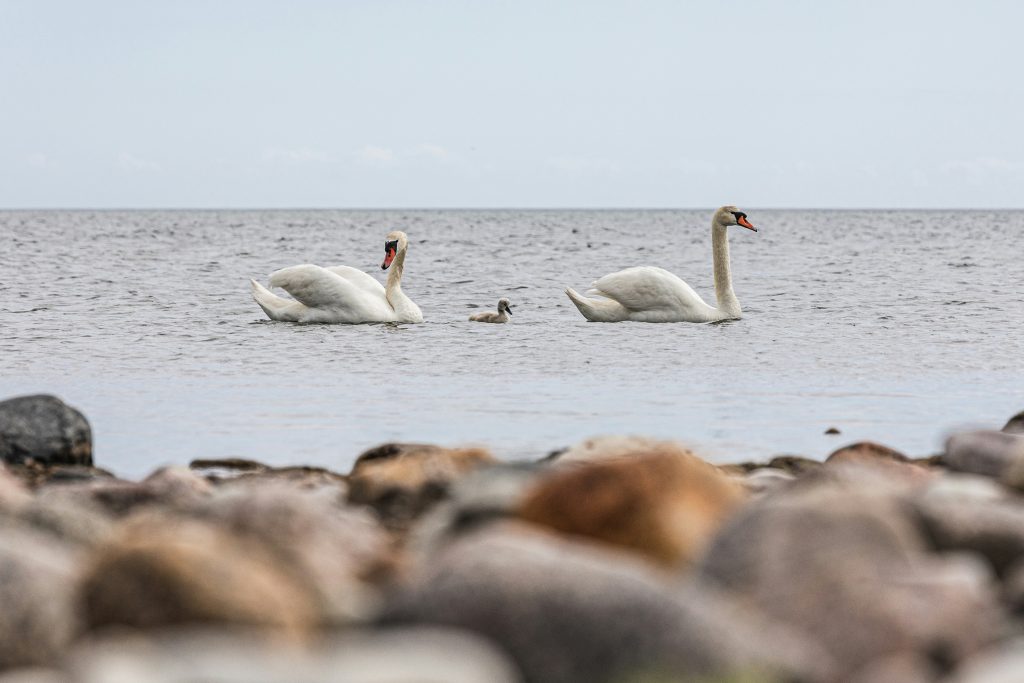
[2,206,1023,212]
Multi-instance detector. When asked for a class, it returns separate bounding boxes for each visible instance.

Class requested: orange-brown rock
[348,443,495,531]
[826,441,909,465]
[79,515,317,637]
[516,447,745,568]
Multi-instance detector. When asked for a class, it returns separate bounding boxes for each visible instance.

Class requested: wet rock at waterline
[0,395,91,467]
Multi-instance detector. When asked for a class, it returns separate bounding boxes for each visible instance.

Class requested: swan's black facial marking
[730,211,757,232]
[381,239,399,270]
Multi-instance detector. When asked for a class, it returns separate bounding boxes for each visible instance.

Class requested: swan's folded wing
[325,265,386,296]
[591,266,709,313]
[268,264,365,309]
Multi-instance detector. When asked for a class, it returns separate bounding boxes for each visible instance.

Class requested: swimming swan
[469,298,513,323]
[250,230,423,323]
[565,206,756,323]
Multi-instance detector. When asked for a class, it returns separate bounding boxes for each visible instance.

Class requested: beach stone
[0,466,31,512]
[1002,410,1024,435]
[740,467,795,494]
[382,523,835,683]
[348,442,494,531]
[947,641,1024,683]
[0,395,91,466]
[998,561,1024,615]
[10,490,113,547]
[845,653,936,683]
[65,627,522,683]
[0,525,79,669]
[826,440,909,465]
[517,449,744,568]
[36,467,212,519]
[767,454,823,475]
[696,485,1004,677]
[78,515,318,636]
[913,494,1024,577]
[0,669,65,683]
[409,463,542,558]
[192,484,391,622]
[944,430,1024,479]
[545,434,687,464]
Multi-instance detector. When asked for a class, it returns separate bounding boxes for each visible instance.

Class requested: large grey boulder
[382,523,835,683]
[943,431,1024,480]
[696,485,1006,678]
[0,395,91,466]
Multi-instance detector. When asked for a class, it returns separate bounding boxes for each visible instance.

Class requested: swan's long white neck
[384,239,420,318]
[385,242,407,301]
[711,219,741,318]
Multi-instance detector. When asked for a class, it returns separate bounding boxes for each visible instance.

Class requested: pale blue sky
[1,0,1021,208]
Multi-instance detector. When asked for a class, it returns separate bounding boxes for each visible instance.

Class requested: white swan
[565,206,756,323]
[250,230,423,324]
[469,298,513,323]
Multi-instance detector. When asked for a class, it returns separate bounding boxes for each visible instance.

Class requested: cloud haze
[1,0,1021,208]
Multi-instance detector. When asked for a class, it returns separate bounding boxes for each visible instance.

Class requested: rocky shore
[2,393,1024,682]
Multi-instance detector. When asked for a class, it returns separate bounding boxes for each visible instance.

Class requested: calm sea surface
[1,209,1022,477]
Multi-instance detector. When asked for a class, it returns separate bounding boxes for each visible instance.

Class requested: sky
[1,0,1022,208]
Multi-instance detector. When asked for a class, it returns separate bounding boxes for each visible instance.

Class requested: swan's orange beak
[381,246,396,270]
[737,215,757,231]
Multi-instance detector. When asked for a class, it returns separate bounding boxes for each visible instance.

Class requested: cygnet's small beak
[737,215,757,232]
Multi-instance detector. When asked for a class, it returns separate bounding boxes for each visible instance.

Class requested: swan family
[250,206,756,325]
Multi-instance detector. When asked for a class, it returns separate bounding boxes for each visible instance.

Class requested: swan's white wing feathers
[268,264,393,322]
[325,265,386,296]
[591,266,713,316]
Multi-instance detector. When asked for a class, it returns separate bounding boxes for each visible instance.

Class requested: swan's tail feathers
[565,287,626,322]
[250,278,296,321]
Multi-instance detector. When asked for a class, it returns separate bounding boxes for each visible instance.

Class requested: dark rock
[1003,410,1024,435]
[516,449,744,568]
[348,443,494,532]
[189,457,268,473]
[696,484,1005,677]
[943,431,1024,479]
[825,426,841,435]
[0,526,79,668]
[826,441,909,465]
[382,523,835,683]
[0,395,92,466]
[79,515,318,636]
